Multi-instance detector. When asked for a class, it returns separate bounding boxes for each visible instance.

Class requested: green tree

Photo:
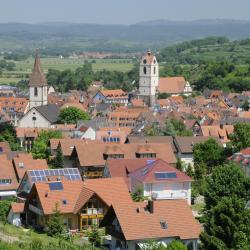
[176,158,184,172]
[131,186,144,202]
[164,118,193,137]
[185,163,194,177]
[230,123,250,152]
[193,138,225,175]
[32,130,62,159]
[58,107,90,124]
[53,146,64,168]
[204,163,250,210]
[0,122,20,151]
[47,204,64,237]
[86,224,102,247]
[200,196,250,250]
[241,100,249,111]
[0,199,13,224]
[167,240,187,250]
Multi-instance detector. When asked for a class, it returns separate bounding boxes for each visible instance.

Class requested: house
[199,125,234,145]
[49,138,94,168]
[24,178,132,230]
[18,104,60,128]
[17,168,82,200]
[129,159,192,205]
[105,158,192,205]
[7,202,25,226]
[71,142,177,179]
[173,136,221,166]
[12,153,48,182]
[108,109,142,128]
[96,127,130,144]
[0,97,29,126]
[229,148,250,176]
[0,154,19,199]
[100,199,201,250]
[158,77,192,96]
[92,89,128,105]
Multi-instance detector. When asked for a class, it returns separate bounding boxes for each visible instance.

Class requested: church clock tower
[29,50,48,109]
[139,50,159,107]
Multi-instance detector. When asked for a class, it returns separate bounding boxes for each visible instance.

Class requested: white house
[18,104,60,128]
[129,159,192,205]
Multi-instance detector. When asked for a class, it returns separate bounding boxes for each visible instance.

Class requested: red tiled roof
[158,77,187,94]
[0,154,18,191]
[11,202,24,213]
[104,199,201,241]
[129,159,192,184]
[13,153,48,181]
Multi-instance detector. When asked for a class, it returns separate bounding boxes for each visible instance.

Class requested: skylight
[49,182,63,191]
[155,172,177,179]
[160,220,168,229]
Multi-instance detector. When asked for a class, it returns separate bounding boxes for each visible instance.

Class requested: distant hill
[0,19,250,53]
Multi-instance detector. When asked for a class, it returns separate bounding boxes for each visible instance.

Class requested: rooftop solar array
[28,168,81,183]
[155,172,177,179]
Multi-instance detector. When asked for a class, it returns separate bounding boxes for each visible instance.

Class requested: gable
[19,107,51,128]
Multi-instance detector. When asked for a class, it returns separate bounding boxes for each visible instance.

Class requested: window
[0,179,12,185]
[143,59,147,64]
[34,87,38,96]
[154,66,156,75]
[143,67,147,75]
[136,153,156,158]
[32,117,36,121]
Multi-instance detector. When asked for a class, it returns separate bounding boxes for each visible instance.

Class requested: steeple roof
[29,50,47,87]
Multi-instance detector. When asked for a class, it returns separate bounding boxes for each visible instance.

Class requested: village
[0,45,249,250]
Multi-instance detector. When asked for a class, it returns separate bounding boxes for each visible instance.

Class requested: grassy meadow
[0,57,134,85]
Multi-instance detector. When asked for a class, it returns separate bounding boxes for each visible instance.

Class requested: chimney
[148,200,154,214]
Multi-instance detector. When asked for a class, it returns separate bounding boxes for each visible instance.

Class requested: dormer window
[19,162,24,168]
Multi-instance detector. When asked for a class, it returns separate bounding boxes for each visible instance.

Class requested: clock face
[143,59,147,64]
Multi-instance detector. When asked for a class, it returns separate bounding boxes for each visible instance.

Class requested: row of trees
[46,61,139,93]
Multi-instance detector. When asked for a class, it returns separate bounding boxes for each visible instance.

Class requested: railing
[84,171,103,178]
[152,191,188,200]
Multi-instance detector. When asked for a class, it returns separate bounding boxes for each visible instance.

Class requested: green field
[0,57,134,85]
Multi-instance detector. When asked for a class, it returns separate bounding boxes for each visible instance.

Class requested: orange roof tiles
[74,142,177,167]
[10,202,24,213]
[100,89,127,99]
[158,77,187,94]
[0,97,29,113]
[30,178,132,215]
[104,199,201,241]
[0,154,18,190]
[13,153,48,181]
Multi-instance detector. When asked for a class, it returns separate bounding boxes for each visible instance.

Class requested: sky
[0,0,249,24]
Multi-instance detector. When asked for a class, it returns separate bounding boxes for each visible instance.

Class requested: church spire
[29,49,47,87]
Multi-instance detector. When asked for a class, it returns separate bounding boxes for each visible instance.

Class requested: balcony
[152,191,188,200]
[84,171,103,178]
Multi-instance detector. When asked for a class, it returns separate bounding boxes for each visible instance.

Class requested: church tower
[29,50,48,109]
[139,50,159,107]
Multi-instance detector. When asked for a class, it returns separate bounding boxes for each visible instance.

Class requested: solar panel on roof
[29,168,81,183]
[155,172,177,179]
[49,182,63,191]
